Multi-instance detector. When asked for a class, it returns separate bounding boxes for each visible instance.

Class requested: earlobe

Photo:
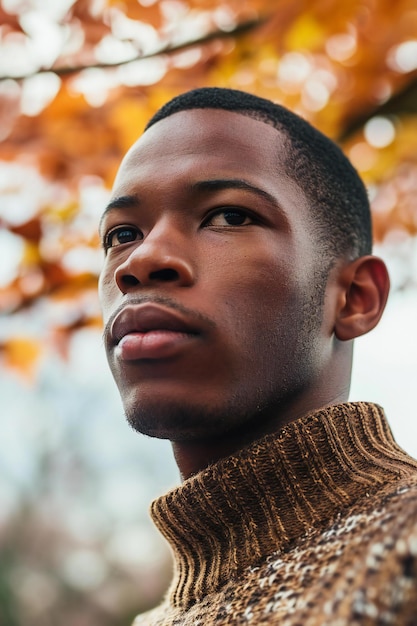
[334,255,390,341]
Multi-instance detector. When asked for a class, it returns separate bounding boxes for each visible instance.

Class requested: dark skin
[99,109,390,480]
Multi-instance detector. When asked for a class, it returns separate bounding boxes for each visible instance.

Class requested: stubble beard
[124,393,267,442]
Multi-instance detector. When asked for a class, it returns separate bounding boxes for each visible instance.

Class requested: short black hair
[146,87,372,267]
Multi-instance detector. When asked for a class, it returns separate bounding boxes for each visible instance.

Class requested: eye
[205,209,254,227]
[104,225,142,250]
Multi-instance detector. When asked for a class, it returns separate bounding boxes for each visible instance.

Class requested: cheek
[223,253,294,308]
[211,255,297,340]
[98,268,118,321]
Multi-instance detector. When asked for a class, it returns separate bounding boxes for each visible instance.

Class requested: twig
[338,72,417,143]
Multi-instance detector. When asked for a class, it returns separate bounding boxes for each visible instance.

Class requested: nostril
[149,268,179,281]
[121,274,140,287]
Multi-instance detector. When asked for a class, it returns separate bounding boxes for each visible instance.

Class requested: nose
[114,226,195,293]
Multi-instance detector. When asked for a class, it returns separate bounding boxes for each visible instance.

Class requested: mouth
[109,303,201,361]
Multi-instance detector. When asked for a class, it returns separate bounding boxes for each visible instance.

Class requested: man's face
[99,109,333,441]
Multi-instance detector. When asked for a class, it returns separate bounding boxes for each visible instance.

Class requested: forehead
[133,108,280,157]
[109,109,310,231]
[114,109,291,189]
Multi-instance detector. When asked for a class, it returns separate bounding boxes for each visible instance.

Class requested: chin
[124,402,222,441]
[122,392,260,442]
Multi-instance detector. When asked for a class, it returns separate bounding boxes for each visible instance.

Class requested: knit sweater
[133,403,417,625]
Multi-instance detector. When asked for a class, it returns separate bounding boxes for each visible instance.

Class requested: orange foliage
[0,336,42,380]
[104,0,164,28]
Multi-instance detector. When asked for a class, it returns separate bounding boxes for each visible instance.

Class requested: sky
[350,280,417,457]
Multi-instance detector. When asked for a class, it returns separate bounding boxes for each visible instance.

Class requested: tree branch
[0,17,266,82]
[338,71,417,143]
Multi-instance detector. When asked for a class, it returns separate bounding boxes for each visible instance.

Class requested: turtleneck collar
[150,403,417,609]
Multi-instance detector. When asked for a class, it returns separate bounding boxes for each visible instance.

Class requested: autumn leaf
[0,337,42,381]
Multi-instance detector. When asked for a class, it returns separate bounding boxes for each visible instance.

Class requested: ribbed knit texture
[133,403,417,625]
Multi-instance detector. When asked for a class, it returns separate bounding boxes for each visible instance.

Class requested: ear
[334,255,390,341]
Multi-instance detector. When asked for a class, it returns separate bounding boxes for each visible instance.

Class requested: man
[99,88,417,625]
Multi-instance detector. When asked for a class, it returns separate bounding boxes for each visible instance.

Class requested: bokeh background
[1,0,417,624]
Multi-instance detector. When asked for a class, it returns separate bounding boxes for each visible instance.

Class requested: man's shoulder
[241,477,417,624]
[131,478,417,626]
[358,474,417,527]
[304,475,417,553]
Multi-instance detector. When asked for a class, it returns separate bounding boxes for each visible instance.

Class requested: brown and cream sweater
[134,403,417,625]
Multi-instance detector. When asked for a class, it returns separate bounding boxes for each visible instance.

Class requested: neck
[172,391,350,480]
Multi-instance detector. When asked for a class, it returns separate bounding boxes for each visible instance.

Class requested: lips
[109,303,201,361]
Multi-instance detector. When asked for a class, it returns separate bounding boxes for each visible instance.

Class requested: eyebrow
[191,178,280,208]
[99,178,284,232]
[99,194,140,232]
